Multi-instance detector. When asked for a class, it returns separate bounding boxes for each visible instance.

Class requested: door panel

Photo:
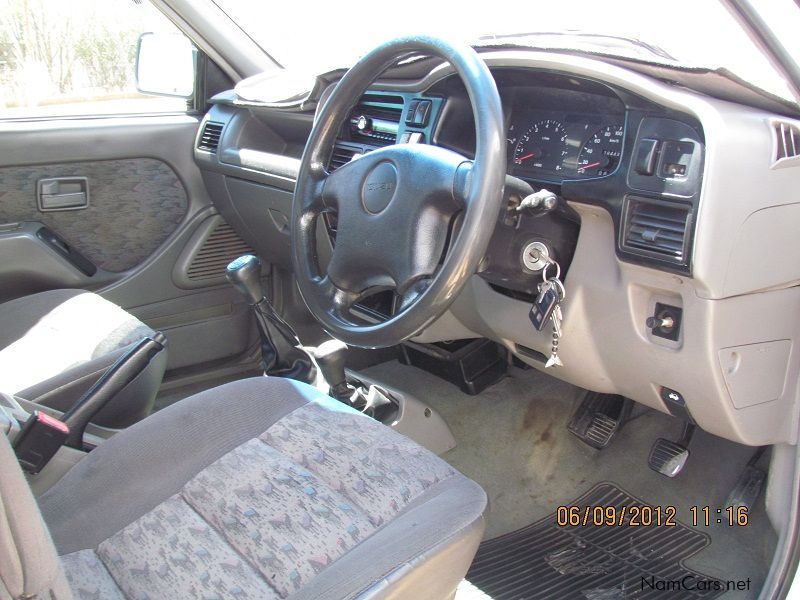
[0,158,188,272]
[0,116,258,378]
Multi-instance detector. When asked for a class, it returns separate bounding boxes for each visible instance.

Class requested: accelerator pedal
[725,447,767,512]
[649,421,695,477]
[568,392,633,449]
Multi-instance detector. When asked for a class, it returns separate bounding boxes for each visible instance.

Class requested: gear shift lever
[225,255,264,305]
[313,339,354,401]
[226,255,316,384]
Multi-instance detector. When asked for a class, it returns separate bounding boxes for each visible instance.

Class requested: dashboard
[193,50,800,449]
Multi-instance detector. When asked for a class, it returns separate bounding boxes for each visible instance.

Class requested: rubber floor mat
[466,482,724,599]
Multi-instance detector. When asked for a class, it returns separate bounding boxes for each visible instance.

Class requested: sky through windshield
[213,0,799,102]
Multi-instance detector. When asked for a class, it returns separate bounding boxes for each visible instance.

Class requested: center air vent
[329,145,361,171]
[197,121,224,153]
[622,196,692,264]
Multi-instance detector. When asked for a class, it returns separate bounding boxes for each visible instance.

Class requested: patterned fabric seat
[1,377,487,600]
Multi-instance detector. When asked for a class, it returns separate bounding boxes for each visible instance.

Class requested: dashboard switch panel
[634,138,659,176]
[627,117,703,198]
[660,141,695,178]
[406,99,432,126]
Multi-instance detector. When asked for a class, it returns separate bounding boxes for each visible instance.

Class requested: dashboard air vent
[197,121,224,153]
[622,197,691,263]
[187,222,253,281]
[774,121,800,162]
[329,145,361,171]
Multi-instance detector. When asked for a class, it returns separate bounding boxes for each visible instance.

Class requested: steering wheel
[292,36,505,348]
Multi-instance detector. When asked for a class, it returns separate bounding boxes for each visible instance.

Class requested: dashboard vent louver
[197,121,224,153]
[622,197,691,263]
[774,121,800,162]
[329,145,360,171]
[187,222,253,281]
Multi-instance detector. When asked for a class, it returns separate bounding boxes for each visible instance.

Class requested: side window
[0,0,194,119]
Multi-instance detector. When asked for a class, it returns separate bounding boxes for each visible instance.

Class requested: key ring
[542,260,561,284]
[551,278,566,301]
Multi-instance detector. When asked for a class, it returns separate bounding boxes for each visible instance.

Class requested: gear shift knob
[313,339,349,393]
[226,255,264,305]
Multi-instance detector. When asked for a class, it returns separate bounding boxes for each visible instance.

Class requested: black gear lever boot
[226,255,316,384]
[312,340,398,422]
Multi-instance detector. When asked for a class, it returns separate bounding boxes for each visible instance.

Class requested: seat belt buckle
[13,411,69,474]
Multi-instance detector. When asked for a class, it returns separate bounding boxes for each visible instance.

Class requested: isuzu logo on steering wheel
[362,161,398,214]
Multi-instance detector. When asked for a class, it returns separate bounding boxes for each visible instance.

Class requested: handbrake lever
[61,333,166,449]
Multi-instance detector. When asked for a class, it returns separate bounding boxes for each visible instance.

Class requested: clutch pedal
[568,392,633,449]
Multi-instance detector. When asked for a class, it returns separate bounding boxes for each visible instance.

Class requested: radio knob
[356,115,371,131]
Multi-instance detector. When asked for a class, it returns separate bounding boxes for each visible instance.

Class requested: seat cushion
[0,288,165,427]
[41,377,487,600]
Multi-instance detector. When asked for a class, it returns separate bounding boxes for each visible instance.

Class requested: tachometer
[513,120,568,173]
[577,125,624,176]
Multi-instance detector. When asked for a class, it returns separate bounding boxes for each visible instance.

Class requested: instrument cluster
[507,111,625,181]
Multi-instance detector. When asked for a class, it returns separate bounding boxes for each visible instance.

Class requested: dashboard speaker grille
[622,197,691,263]
[197,121,224,153]
[187,222,254,281]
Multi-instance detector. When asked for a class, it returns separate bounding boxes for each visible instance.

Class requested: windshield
[213,0,800,103]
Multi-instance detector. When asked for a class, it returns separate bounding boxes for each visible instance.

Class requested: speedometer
[577,125,624,176]
[513,120,568,174]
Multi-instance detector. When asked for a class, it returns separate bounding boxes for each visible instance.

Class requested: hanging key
[546,303,564,368]
[529,280,559,331]
[529,255,561,331]
[543,261,566,368]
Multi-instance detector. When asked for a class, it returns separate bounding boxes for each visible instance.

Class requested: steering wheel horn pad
[362,161,397,214]
[292,36,505,348]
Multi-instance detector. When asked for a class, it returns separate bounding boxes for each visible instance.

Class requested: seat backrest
[0,435,72,599]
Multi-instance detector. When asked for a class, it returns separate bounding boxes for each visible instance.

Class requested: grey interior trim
[759,441,800,599]
[0,222,116,301]
[350,370,457,456]
[220,147,301,180]
[171,213,238,290]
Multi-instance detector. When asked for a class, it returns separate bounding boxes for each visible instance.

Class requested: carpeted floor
[362,360,777,599]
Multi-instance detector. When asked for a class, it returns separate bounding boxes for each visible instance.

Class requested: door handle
[37,177,89,211]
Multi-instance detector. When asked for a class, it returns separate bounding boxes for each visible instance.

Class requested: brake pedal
[725,447,767,512]
[649,422,694,477]
[568,392,633,449]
